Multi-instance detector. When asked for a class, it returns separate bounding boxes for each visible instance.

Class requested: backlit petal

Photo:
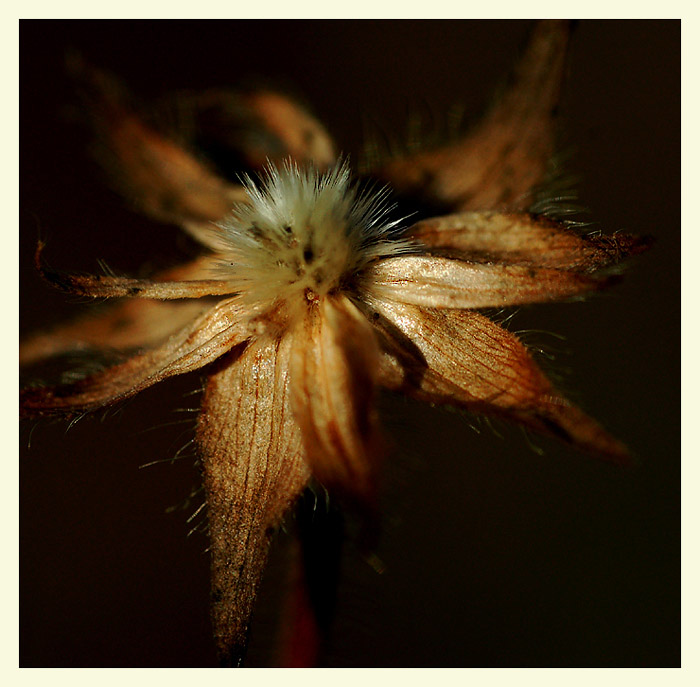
[363,254,609,309]
[20,257,220,366]
[407,211,651,272]
[20,298,250,417]
[289,295,381,505]
[367,296,629,462]
[197,335,310,666]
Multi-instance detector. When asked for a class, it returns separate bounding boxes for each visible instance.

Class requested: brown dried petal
[197,336,310,666]
[363,254,610,309]
[71,56,247,232]
[20,257,220,366]
[289,295,381,504]
[367,296,629,462]
[407,211,651,272]
[372,20,571,211]
[20,298,249,418]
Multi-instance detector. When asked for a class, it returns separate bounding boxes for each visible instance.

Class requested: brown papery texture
[197,337,310,665]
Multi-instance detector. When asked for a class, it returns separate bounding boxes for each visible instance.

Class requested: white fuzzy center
[215,161,410,318]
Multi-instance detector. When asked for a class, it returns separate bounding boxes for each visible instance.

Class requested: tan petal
[407,211,651,272]
[363,255,609,309]
[372,20,571,211]
[366,296,628,462]
[20,256,220,366]
[197,335,310,666]
[70,55,247,236]
[20,298,249,418]
[289,295,381,505]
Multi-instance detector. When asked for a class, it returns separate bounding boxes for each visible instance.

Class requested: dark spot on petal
[303,246,314,263]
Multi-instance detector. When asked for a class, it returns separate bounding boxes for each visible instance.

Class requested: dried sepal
[197,336,310,666]
[289,295,381,505]
[406,211,652,272]
[367,296,629,462]
[20,297,249,418]
[362,254,611,310]
[371,20,571,211]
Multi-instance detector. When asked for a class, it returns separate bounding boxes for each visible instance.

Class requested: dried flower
[21,20,651,666]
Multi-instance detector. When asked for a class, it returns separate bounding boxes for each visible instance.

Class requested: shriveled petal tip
[366,296,629,463]
[35,242,236,300]
[407,211,652,272]
[20,298,249,418]
[69,55,247,231]
[197,336,310,666]
[371,20,571,211]
[363,254,610,310]
[20,256,221,367]
[241,90,337,169]
[156,87,336,175]
[289,295,382,506]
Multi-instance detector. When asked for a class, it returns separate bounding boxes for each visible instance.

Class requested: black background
[20,20,679,667]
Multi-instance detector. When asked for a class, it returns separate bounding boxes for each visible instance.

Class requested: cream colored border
[6,3,693,686]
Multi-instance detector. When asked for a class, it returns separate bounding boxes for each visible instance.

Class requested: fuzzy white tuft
[215,160,411,320]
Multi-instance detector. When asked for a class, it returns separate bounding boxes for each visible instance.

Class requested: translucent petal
[367,296,629,462]
[289,295,381,505]
[363,254,609,309]
[197,335,309,665]
[407,211,651,272]
[20,257,220,366]
[20,298,249,417]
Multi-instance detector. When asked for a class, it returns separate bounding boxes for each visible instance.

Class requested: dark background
[20,20,679,667]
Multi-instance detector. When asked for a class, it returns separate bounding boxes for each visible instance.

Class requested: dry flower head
[20,21,649,666]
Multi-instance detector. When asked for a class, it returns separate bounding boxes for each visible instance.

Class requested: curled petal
[289,295,381,505]
[170,88,337,171]
[407,211,652,272]
[363,255,610,309]
[20,298,249,418]
[366,296,629,462]
[70,55,247,238]
[20,256,221,366]
[372,20,571,211]
[197,335,310,666]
